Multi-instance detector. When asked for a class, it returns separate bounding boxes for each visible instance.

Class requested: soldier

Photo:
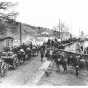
[51,40,54,47]
[45,49,51,61]
[75,65,80,78]
[67,54,72,66]
[30,42,33,50]
[40,48,45,62]
[47,39,51,48]
[19,49,25,63]
[25,47,31,60]
[35,45,39,56]
[60,54,67,72]
[81,45,83,52]
[52,51,61,72]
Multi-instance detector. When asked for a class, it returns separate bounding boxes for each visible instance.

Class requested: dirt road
[0,48,88,86]
[38,67,88,86]
[0,55,42,86]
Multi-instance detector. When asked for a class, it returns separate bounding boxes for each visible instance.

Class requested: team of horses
[39,39,88,77]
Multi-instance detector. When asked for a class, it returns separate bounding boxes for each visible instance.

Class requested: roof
[0,36,14,41]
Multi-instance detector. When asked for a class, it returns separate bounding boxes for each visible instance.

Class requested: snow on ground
[38,63,88,86]
[1,41,88,86]
[38,41,88,86]
[0,54,42,86]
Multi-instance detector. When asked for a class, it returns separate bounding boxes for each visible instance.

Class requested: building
[0,36,14,52]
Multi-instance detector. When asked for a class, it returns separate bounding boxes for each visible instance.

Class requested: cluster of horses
[39,39,88,77]
[53,51,88,73]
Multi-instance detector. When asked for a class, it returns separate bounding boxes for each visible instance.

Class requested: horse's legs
[62,64,67,72]
[75,69,79,78]
[41,56,44,62]
[56,62,60,72]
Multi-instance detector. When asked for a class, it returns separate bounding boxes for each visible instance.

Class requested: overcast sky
[1,0,88,36]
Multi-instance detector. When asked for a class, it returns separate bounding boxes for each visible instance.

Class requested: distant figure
[45,49,51,61]
[81,46,83,51]
[36,45,39,56]
[40,48,45,62]
[30,42,33,50]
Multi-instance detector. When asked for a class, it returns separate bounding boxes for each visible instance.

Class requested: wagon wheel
[1,62,7,77]
[1,68,5,77]
[3,63,9,76]
[4,63,9,72]
[0,63,5,77]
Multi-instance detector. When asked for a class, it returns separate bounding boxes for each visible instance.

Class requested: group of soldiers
[39,38,88,78]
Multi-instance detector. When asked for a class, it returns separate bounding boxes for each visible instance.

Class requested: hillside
[0,21,53,43]
[0,21,72,45]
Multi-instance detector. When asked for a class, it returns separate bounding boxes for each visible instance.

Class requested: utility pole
[19,22,22,45]
[60,21,62,41]
[59,19,61,39]
[59,19,62,41]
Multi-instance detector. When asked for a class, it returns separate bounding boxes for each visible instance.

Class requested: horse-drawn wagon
[1,51,18,69]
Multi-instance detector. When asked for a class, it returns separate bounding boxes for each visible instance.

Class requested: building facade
[0,37,13,52]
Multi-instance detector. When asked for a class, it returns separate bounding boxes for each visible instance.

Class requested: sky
[1,0,88,37]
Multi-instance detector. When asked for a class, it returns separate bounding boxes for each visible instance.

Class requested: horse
[52,51,68,72]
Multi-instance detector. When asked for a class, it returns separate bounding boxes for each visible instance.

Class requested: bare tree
[0,2,16,10]
[0,1,18,34]
[0,2,18,22]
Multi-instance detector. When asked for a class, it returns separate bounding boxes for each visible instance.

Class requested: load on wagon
[1,51,18,69]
